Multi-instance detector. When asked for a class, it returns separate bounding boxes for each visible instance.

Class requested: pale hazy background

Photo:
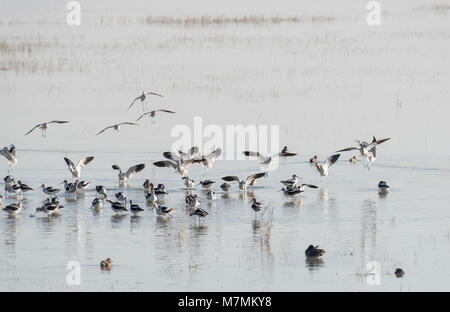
[1,0,449,157]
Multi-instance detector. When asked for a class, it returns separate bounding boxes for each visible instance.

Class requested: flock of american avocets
[0,90,391,229]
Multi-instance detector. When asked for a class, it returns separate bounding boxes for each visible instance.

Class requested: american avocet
[251,198,263,219]
[182,176,195,188]
[112,163,145,183]
[198,180,216,190]
[280,174,299,188]
[96,185,107,199]
[64,156,94,178]
[145,183,158,204]
[17,180,33,193]
[279,146,297,157]
[143,179,152,193]
[349,156,358,163]
[378,181,390,192]
[106,199,127,214]
[221,172,267,191]
[100,258,112,270]
[24,120,69,137]
[129,200,144,215]
[220,183,230,193]
[196,148,222,175]
[4,175,14,188]
[309,155,318,163]
[163,146,200,163]
[154,184,168,195]
[90,197,103,210]
[128,91,163,111]
[41,184,60,197]
[115,192,127,202]
[154,203,175,218]
[0,145,18,170]
[206,190,216,200]
[95,122,139,136]
[77,181,91,191]
[189,207,209,224]
[305,245,325,258]
[5,183,21,197]
[187,194,201,208]
[243,150,282,166]
[315,154,340,177]
[153,158,200,177]
[337,136,390,169]
[281,184,318,202]
[2,201,22,215]
[36,198,64,216]
[395,268,405,278]
[136,109,175,122]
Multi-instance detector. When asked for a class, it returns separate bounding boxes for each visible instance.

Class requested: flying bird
[315,154,340,177]
[336,137,390,169]
[128,91,163,111]
[112,163,145,183]
[195,147,222,175]
[24,121,69,137]
[153,158,201,177]
[221,172,267,191]
[64,156,94,178]
[136,109,175,121]
[95,122,139,136]
[243,150,283,166]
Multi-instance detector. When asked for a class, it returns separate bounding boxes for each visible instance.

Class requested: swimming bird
[349,156,358,163]
[243,151,282,166]
[1,145,18,170]
[2,201,22,215]
[309,155,318,163]
[128,91,163,111]
[198,180,216,190]
[315,154,340,177]
[145,183,158,204]
[154,184,168,195]
[24,120,69,137]
[281,184,318,201]
[17,180,33,193]
[96,185,107,199]
[189,207,209,224]
[195,148,222,175]
[251,198,263,219]
[115,192,127,202]
[220,183,231,193]
[136,109,175,122]
[64,156,94,178]
[207,190,216,200]
[280,174,299,188]
[129,200,144,215]
[153,203,175,218]
[153,158,201,177]
[279,146,297,157]
[337,136,390,169]
[95,122,139,136]
[100,258,112,270]
[112,163,145,183]
[182,176,195,188]
[305,245,325,258]
[106,199,127,214]
[395,268,405,278]
[41,184,60,197]
[221,172,267,191]
[90,197,103,210]
[378,181,390,192]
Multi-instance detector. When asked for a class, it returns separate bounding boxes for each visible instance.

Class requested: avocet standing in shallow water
[378,181,390,192]
[3,201,22,215]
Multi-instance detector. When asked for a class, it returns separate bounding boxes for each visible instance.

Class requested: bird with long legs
[221,172,267,191]
[128,91,163,112]
[24,120,69,138]
[336,136,390,169]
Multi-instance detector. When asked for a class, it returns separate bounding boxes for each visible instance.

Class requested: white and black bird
[95,122,139,136]
[182,176,195,188]
[220,183,231,193]
[90,198,103,210]
[279,146,297,157]
[128,91,163,111]
[136,109,175,122]
[36,198,63,216]
[378,181,390,192]
[198,180,216,190]
[112,163,145,183]
[145,183,158,204]
[129,200,144,215]
[243,151,283,166]
[76,180,91,191]
[64,156,94,178]
[96,185,107,199]
[281,184,318,201]
[305,245,325,258]
[187,194,201,208]
[162,146,200,162]
[153,203,175,218]
[153,158,201,177]
[17,180,33,193]
[4,175,14,188]
[280,174,299,188]
[315,154,340,177]
[5,183,21,196]
[195,148,222,175]
[106,199,127,214]
[221,172,267,191]
[1,145,18,170]
[24,120,69,137]
[143,179,152,193]
[115,192,127,202]
[3,201,22,215]
[41,184,60,197]
[154,184,168,195]
[251,198,263,218]
[189,207,209,223]
[337,137,390,169]
[206,190,216,200]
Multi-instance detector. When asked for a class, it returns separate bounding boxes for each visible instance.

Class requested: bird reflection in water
[305,257,324,271]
